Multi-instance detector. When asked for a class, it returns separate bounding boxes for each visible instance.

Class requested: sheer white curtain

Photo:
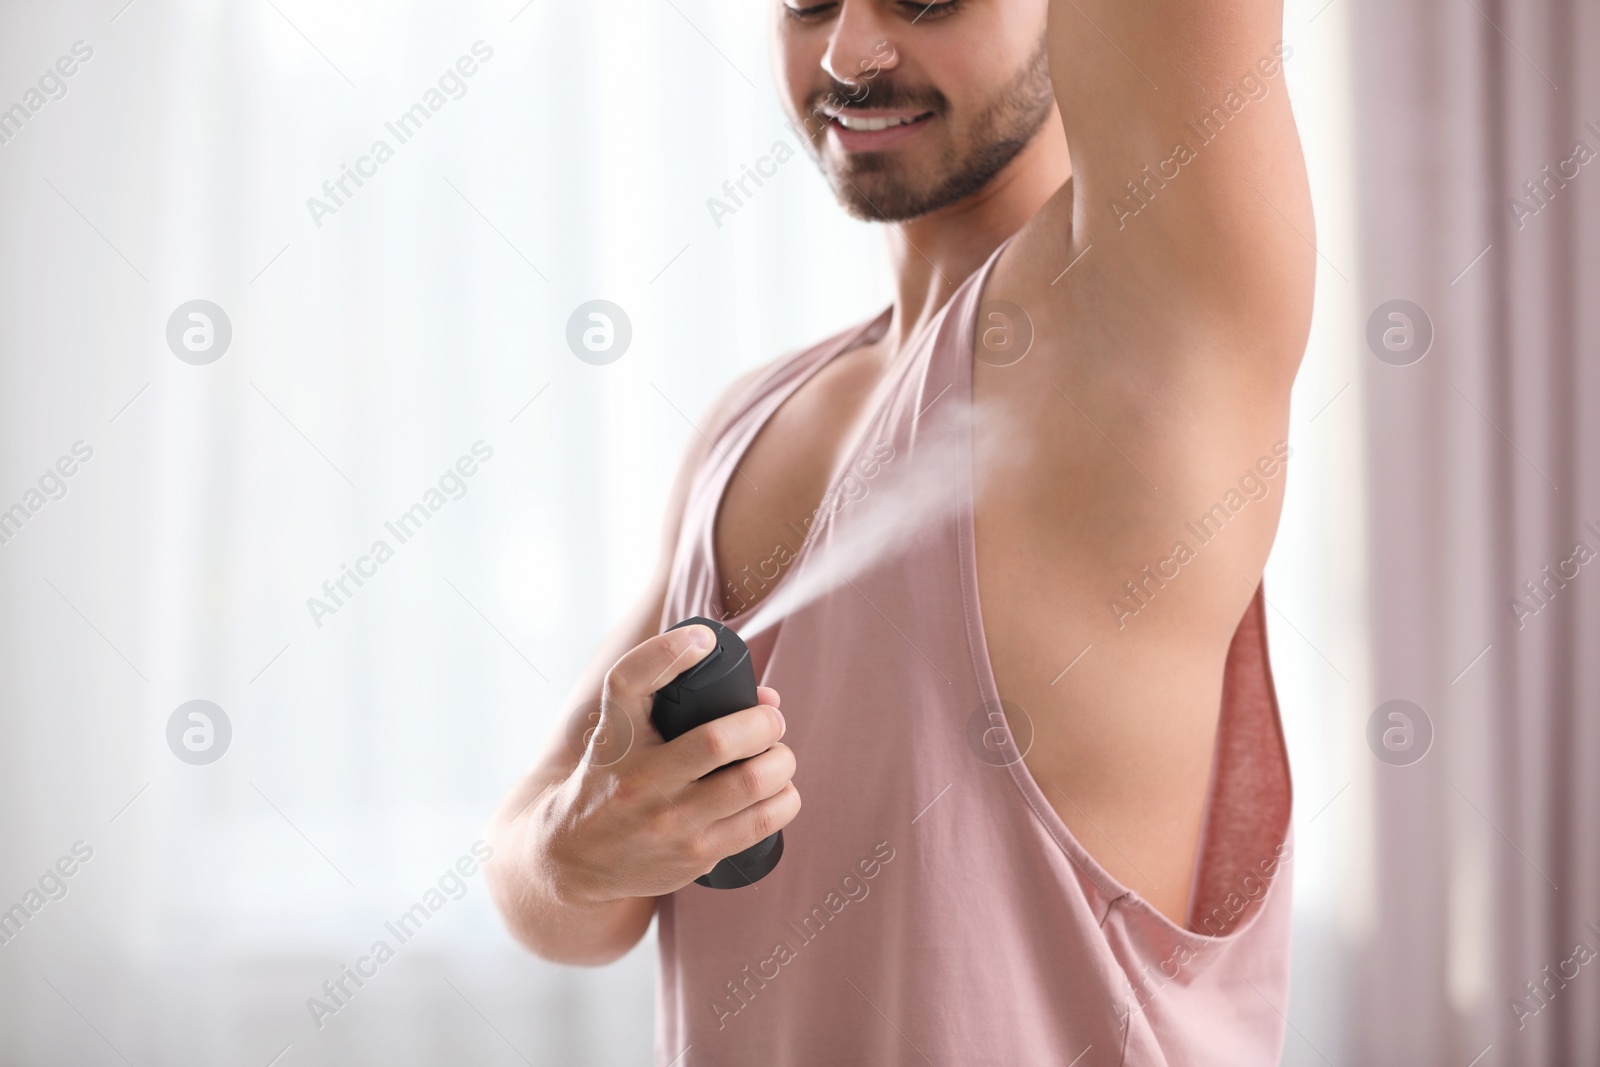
[0,0,1359,1063]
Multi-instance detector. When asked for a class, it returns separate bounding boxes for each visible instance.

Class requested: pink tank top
[657,239,1295,1066]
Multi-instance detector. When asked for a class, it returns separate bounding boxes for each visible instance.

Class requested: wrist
[528,786,620,912]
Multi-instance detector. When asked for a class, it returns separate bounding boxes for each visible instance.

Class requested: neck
[877,116,1071,355]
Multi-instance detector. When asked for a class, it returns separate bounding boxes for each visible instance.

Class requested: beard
[802,39,1056,222]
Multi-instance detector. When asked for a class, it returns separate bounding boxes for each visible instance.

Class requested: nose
[820,2,899,91]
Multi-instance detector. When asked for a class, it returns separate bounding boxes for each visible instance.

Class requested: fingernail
[774,708,786,736]
[689,625,716,650]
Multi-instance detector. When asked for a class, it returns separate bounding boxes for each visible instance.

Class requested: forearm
[482,363,765,965]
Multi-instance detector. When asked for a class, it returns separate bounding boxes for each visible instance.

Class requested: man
[487,0,1311,1062]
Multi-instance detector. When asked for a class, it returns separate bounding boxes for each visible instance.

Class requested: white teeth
[835,113,920,132]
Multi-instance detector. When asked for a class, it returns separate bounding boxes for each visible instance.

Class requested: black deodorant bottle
[650,616,784,888]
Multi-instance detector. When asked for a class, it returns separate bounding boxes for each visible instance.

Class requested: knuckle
[701,723,737,765]
[770,743,796,776]
[645,633,703,692]
[652,797,712,847]
[775,784,800,820]
[609,771,645,808]
[750,805,780,841]
[598,684,631,723]
[685,835,720,868]
[643,805,679,842]
[735,761,766,799]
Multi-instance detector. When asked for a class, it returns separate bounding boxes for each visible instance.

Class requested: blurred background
[0,0,1591,1064]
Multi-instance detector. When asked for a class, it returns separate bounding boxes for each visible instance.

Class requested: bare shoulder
[705,360,776,440]
[695,318,879,460]
[651,357,783,572]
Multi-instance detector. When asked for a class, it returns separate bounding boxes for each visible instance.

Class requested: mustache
[804,76,946,122]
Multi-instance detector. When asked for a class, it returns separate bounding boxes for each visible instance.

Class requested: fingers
[602,624,717,732]
[705,783,802,860]
[662,702,786,782]
[680,741,796,824]
[757,685,780,709]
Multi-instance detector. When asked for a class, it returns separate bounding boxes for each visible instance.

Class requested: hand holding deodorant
[650,616,784,889]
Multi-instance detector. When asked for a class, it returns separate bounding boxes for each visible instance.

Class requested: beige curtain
[1353,0,1599,1062]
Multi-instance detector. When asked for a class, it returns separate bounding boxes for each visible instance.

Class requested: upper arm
[1039,0,1312,358]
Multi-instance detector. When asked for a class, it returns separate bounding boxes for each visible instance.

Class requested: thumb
[602,623,719,740]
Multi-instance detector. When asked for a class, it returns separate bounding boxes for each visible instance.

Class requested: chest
[709,328,1242,926]
[711,343,899,620]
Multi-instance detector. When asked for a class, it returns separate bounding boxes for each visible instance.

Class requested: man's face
[774,0,1055,222]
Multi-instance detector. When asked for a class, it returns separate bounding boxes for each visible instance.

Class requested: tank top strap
[922,233,1018,409]
[724,307,894,444]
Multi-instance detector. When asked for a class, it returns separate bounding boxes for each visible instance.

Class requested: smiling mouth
[830,111,935,132]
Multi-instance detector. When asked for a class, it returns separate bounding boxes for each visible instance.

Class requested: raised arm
[1020,0,1313,370]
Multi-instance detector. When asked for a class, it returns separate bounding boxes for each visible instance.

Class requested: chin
[821,163,932,222]
[830,180,946,223]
